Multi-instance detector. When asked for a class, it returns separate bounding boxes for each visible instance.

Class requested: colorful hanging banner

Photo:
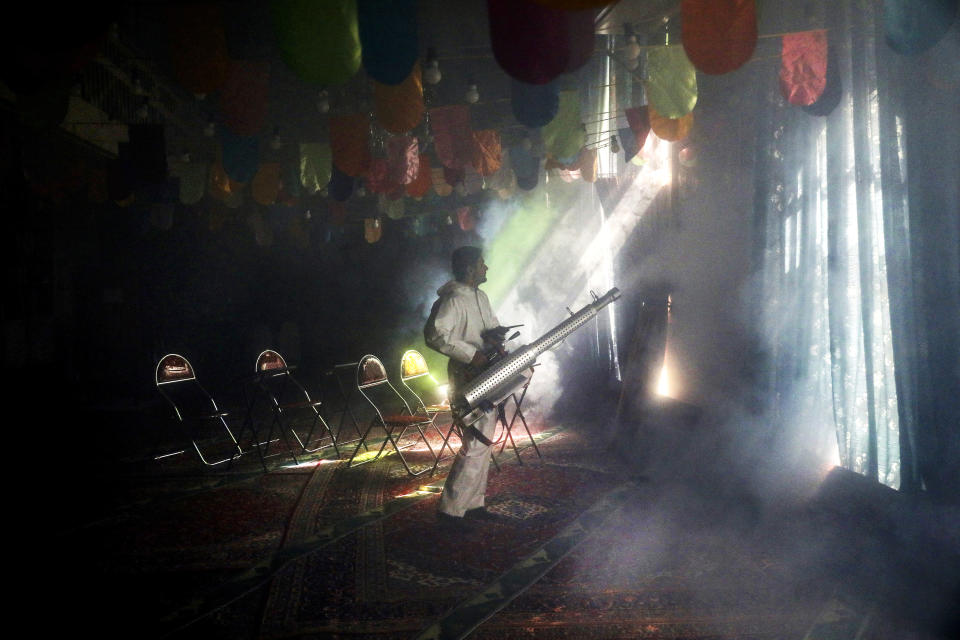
[364,217,383,243]
[328,163,355,201]
[625,106,652,151]
[220,60,270,136]
[802,41,842,117]
[511,78,560,127]
[431,167,453,196]
[430,105,474,170]
[646,46,698,118]
[541,90,584,160]
[649,104,693,141]
[681,0,758,75]
[510,144,540,191]
[166,4,229,94]
[252,163,282,205]
[780,30,828,106]
[563,8,597,72]
[471,130,502,176]
[488,0,569,84]
[373,62,424,133]
[170,161,207,205]
[357,0,418,84]
[330,113,371,177]
[272,0,361,85]
[884,0,959,55]
[386,136,420,184]
[221,130,260,184]
[299,142,332,193]
[457,206,476,231]
[405,154,432,198]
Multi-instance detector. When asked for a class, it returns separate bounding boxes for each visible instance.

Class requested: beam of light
[656,363,671,397]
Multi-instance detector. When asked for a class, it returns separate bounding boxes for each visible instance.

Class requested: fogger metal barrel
[453,287,621,425]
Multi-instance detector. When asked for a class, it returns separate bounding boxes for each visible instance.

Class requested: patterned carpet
[48,420,918,640]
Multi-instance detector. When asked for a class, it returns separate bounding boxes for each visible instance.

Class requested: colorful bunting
[471,130,502,176]
[431,167,453,196]
[220,60,270,136]
[802,40,842,117]
[511,79,560,127]
[364,217,383,243]
[272,0,361,85]
[357,0,419,84]
[457,206,476,231]
[780,30,827,106]
[373,62,424,134]
[252,163,282,205]
[649,104,693,141]
[330,114,372,177]
[625,106,652,151]
[169,161,207,205]
[430,105,474,170]
[328,163,355,201]
[681,0,758,75]
[542,91,585,160]
[299,142,332,193]
[386,136,420,185]
[884,0,959,55]
[488,0,569,84]
[166,4,229,94]
[406,154,433,198]
[220,130,260,184]
[646,46,698,118]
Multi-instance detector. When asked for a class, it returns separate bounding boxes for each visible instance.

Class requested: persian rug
[257,427,623,638]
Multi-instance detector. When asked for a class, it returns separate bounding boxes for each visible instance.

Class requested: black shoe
[436,512,468,529]
[463,507,501,522]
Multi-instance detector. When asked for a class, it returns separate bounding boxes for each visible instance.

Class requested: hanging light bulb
[270,126,283,150]
[610,135,620,154]
[465,83,479,104]
[423,47,442,85]
[317,89,330,114]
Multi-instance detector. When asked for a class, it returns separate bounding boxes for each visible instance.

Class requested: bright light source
[656,363,671,396]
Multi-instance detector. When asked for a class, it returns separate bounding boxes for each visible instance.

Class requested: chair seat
[189,410,229,420]
[382,413,432,426]
[424,404,450,414]
[279,400,323,411]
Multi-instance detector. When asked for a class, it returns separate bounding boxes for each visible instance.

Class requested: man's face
[473,257,488,284]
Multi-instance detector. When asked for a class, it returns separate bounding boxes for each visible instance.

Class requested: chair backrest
[356,354,416,417]
[156,353,196,385]
[400,350,430,381]
[155,353,218,420]
[358,354,389,389]
[256,349,288,372]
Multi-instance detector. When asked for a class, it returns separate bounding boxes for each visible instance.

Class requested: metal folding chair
[246,349,340,462]
[397,350,459,475]
[154,353,243,466]
[346,354,441,476]
[493,364,541,464]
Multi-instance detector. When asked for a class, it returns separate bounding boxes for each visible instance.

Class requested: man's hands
[470,350,488,368]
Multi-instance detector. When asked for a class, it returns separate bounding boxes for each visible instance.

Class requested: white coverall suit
[425,280,500,517]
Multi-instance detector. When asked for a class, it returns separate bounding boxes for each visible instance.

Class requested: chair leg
[346,417,380,467]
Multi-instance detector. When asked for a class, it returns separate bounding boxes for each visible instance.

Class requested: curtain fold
[751,0,960,494]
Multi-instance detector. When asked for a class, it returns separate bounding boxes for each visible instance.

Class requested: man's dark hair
[452,246,483,281]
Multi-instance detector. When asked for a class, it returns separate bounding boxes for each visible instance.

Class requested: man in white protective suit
[424,246,504,525]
